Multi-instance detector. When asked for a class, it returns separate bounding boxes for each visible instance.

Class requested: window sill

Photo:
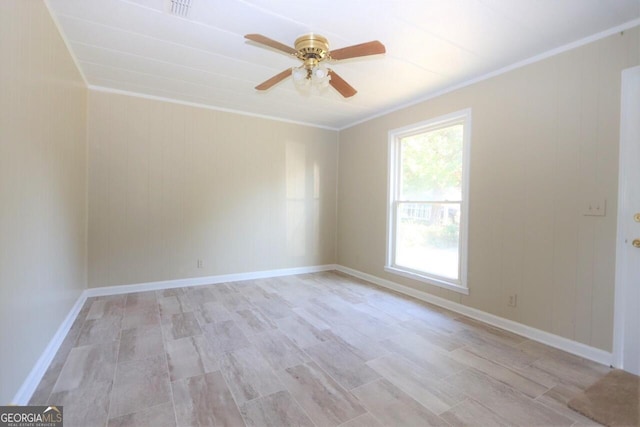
[384,266,469,295]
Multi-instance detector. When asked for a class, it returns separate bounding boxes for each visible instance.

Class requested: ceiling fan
[244,33,386,98]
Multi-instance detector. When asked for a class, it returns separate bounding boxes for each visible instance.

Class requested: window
[386,109,471,294]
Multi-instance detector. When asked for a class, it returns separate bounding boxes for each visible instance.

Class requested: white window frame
[385,109,471,295]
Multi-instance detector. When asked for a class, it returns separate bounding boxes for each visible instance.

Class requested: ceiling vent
[168,0,191,17]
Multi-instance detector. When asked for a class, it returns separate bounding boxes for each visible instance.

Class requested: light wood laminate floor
[30,271,609,426]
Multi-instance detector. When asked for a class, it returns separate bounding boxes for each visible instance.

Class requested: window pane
[395,202,460,280]
[400,124,463,201]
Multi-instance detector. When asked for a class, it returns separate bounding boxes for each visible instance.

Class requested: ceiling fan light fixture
[314,66,328,79]
[311,65,330,88]
[245,33,385,97]
[292,63,330,91]
[292,66,308,82]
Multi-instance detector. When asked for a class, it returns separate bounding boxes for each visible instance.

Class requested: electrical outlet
[582,199,606,216]
[508,294,517,307]
[197,259,203,268]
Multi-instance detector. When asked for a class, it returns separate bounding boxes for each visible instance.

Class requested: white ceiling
[47,0,640,129]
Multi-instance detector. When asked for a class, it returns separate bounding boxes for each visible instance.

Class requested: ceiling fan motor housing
[295,34,330,68]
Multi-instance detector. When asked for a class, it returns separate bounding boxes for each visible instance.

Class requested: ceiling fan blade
[245,34,297,55]
[328,70,357,98]
[255,68,292,90]
[330,40,386,60]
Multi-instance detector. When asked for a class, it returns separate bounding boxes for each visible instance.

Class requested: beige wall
[337,27,640,352]
[0,1,87,403]
[87,91,337,287]
[1,1,634,404]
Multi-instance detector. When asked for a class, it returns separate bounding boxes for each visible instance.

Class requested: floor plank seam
[28,271,612,427]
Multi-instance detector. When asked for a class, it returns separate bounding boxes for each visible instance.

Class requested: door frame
[612,65,640,371]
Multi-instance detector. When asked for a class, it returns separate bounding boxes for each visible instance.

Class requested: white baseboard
[12,264,336,405]
[15,262,611,405]
[336,265,613,366]
[85,264,338,297]
[11,291,88,405]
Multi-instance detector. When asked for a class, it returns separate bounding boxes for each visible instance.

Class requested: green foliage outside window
[401,125,463,200]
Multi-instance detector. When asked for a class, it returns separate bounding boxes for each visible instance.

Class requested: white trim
[384,266,469,295]
[16,3,89,407]
[13,262,613,404]
[84,264,338,297]
[87,85,339,132]
[613,66,640,372]
[12,261,615,405]
[11,292,88,405]
[43,0,89,87]
[339,20,640,131]
[386,109,471,292]
[47,0,638,134]
[336,265,613,366]
[11,264,336,404]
